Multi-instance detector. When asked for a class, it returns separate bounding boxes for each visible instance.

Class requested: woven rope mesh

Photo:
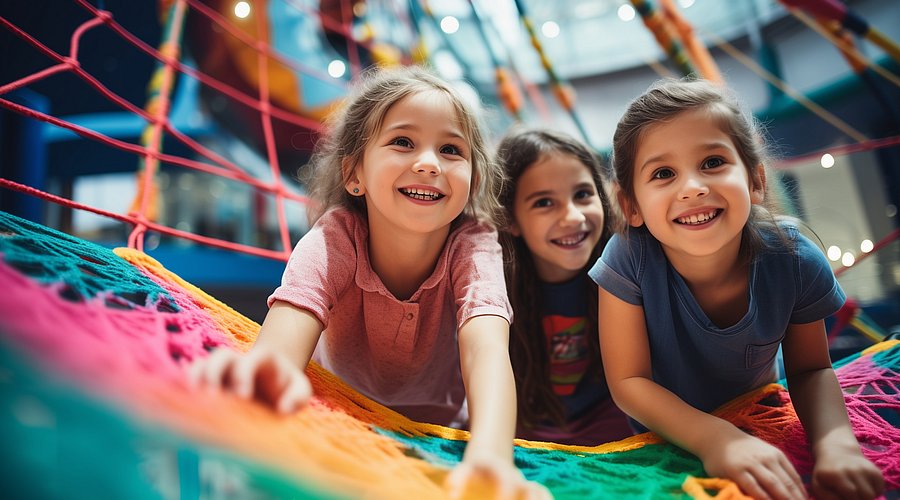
[1,209,898,499]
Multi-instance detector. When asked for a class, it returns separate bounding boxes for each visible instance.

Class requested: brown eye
[652,168,674,180]
[703,157,725,169]
[391,137,413,148]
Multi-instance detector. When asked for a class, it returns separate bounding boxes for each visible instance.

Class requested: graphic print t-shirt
[541,277,609,418]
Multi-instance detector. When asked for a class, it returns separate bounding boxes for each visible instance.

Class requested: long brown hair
[496,127,618,428]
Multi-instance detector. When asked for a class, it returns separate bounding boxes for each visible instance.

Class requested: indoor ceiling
[419,0,786,83]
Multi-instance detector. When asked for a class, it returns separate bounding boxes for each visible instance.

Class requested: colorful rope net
[2,2,900,499]
[1,209,899,498]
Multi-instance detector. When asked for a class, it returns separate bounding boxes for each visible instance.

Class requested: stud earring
[353,187,360,194]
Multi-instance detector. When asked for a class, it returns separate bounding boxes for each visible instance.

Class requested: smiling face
[511,151,606,283]
[348,89,473,241]
[625,108,765,265]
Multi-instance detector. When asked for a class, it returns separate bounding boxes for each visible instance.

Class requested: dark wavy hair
[495,126,618,429]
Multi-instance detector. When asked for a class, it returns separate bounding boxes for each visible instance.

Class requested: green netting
[0,339,341,500]
[0,212,177,312]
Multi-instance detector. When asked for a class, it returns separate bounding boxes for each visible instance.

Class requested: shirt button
[406,313,414,320]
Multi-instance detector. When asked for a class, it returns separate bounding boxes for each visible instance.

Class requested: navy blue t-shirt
[540,276,610,419]
[589,223,845,414]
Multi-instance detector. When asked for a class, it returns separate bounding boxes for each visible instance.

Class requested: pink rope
[834,228,900,277]
[776,134,900,168]
[0,178,291,261]
[253,3,292,255]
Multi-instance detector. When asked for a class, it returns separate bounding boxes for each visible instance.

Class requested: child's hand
[811,445,884,500]
[444,456,551,500]
[188,347,312,414]
[701,432,806,500]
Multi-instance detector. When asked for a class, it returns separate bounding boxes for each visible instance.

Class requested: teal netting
[0,211,177,312]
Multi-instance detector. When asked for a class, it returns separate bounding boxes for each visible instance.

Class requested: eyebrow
[639,141,733,172]
[383,122,465,141]
[523,190,553,203]
[522,182,595,203]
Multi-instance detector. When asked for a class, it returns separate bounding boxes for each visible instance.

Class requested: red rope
[72,1,329,131]
[834,227,900,277]
[775,134,900,169]
[253,0,292,255]
[0,98,311,207]
[0,178,291,261]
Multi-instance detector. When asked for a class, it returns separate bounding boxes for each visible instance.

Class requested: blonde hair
[303,65,504,228]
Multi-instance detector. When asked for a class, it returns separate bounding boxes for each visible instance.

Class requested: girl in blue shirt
[591,79,883,499]
[497,127,632,446]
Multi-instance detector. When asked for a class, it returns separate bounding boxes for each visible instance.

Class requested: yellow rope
[706,31,869,143]
[787,8,900,88]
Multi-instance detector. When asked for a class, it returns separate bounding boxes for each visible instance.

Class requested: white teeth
[400,188,443,201]
[677,210,718,225]
[553,232,588,246]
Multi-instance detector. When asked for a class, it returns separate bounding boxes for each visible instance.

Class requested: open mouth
[552,232,589,247]
[675,209,721,225]
[399,188,444,201]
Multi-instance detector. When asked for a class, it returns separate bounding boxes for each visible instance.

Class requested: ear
[508,219,522,237]
[345,181,364,196]
[343,158,364,196]
[616,187,644,227]
[750,164,766,205]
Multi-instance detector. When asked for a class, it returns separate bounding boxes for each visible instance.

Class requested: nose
[559,201,586,227]
[678,174,709,200]
[413,150,441,176]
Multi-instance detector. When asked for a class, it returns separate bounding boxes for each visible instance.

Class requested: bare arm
[782,320,883,499]
[458,314,516,464]
[448,314,549,499]
[598,288,805,499]
[189,300,323,413]
[253,300,324,366]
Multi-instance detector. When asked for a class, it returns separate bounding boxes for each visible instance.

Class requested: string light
[618,4,636,22]
[821,153,835,168]
[842,252,855,267]
[327,60,346,78]
[860,239,874,253]
[827,245,842,261]
[542,21,560,38]
[234,1,251,19]
[440,16,459,34]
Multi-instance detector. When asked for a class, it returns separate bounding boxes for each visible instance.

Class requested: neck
[664,236,744,289]
[367,224,451,301]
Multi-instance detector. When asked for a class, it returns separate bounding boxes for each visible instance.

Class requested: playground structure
[2,0,900,497]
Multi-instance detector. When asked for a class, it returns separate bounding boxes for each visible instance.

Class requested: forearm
[787,367,860,456]
[612,376,744,458]
[252,300,323,369]
[458,315,516,464]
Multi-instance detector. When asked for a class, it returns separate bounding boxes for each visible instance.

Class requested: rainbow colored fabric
[1,210,898,499]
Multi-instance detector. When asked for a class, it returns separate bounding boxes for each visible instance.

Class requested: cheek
[450,165,474,190]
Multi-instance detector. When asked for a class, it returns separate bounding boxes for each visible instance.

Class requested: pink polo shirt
[268,207,512,426]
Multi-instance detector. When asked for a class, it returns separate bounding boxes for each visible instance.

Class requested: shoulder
[289,207,362,276]
[312,207,364,238]
[598,227,655,272]
[765,221,846,322]
[299,207,364,251]
[760,219,827,265]
[588,228,654,304]
[446,217,500,253]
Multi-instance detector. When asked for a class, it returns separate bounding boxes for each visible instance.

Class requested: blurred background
[1,0,898,356]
